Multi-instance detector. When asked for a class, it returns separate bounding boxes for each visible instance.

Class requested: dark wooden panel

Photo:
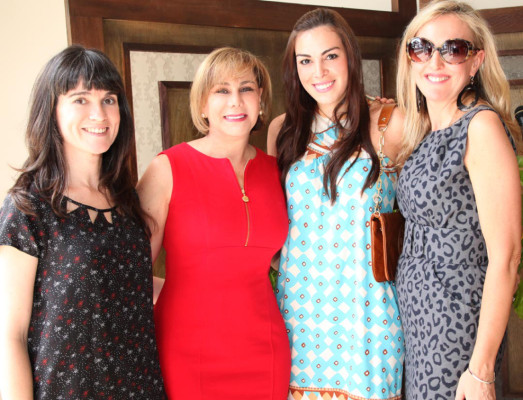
[159,82,202,150]
[68,0,417,47]
[480,7,523,34]
[418,0,523,34]
[69,15,104,48]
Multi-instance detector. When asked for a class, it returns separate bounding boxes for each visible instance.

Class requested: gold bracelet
[468,367,495,385]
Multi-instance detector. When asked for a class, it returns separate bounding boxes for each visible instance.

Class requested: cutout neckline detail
[65,196,116,213]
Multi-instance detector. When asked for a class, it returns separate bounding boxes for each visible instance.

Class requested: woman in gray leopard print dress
[395,1,521,399]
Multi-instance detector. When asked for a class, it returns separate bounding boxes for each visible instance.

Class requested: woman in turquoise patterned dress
[267,8,405,400]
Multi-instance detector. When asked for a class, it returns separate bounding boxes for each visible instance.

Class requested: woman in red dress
[138,47,291,399]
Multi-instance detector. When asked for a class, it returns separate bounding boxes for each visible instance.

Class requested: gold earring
[201,113,207,119]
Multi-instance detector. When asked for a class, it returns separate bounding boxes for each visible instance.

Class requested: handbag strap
[372,103,396,217]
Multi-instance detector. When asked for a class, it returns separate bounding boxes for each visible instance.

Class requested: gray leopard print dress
[396,106,515,399]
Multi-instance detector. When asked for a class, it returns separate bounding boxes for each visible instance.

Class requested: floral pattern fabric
[0,192,165,399]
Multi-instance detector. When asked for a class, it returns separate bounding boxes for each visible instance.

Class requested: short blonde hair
[396,0,519,165]
[190,47,272,135]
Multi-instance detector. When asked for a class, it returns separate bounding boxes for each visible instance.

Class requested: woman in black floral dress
[0,46,165,399]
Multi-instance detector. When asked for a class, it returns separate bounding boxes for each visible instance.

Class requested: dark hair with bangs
[276,8,378,202]
[9,45,148,233]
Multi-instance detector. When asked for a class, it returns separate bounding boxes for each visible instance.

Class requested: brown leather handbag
[370,103,405,282]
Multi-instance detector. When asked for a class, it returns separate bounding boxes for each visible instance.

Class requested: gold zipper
[241,187,250,247]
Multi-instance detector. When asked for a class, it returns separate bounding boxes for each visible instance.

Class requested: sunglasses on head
[406,37,480,65]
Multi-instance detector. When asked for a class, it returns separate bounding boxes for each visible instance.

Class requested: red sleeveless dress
[154,143,291,399]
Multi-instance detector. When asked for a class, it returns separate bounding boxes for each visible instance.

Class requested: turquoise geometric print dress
[276,115,404,400]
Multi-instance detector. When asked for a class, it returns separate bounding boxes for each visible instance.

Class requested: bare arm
[0,245,38,400]
[137,155,172,301]
[455,110,521,399]
[137,154,173,264]
[267,114,285,157]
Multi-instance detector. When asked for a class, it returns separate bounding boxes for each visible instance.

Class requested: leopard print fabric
[396,106,514,399]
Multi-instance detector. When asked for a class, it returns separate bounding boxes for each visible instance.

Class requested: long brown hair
[9,45,148,233]
[276,8,378,202]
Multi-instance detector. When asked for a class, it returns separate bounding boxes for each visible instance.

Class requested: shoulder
[0,194,22,222]
[137,153,173,202]
[152,142,196,173]
[465,107,517,168]
[267,113,286,156]
[468,106,503,130]
[254,146,277,164]
[269,113,286,132]
[1,191,45,219]
[252,147,281,183]
[146,153,171,175]
[0,193,45,257]
[160,142,188,159]
[467,107,512,147]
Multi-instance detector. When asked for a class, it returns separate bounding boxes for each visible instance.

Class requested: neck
[426,100,463,132]
[317,103,347,122]
[65,152,103,193]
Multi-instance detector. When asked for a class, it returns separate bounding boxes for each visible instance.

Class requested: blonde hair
[190,47,272,134]
[396,0,519,165]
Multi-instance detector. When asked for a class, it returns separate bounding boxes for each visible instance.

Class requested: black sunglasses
[406,37,480,65]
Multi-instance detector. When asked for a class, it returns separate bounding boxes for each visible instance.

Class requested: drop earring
[457,75,479,111]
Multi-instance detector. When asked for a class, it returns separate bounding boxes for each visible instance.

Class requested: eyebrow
[66,90,117,97]
[296,46,340,58]
[215,80,256,86]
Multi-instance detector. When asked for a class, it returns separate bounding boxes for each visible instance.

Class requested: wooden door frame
[67,0,523,50]
[66,0,417,50]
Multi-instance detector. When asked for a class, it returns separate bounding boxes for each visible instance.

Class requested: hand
[455,369,496,400]
[374,95,396,104]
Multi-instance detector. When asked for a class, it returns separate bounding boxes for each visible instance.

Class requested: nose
[89,102,107,121]
[313,60,327,78]
[228,89,243,107]
[429,49,445,68]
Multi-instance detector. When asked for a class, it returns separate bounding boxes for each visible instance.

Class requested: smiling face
[55,82,120,160]
[295,25,349,118]
[202,70,262,139]
[411,14,484,108]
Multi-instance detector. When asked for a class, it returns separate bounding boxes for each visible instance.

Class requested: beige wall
[0,0,68,199]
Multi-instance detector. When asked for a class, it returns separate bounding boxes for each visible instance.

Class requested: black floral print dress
[0,192,165,399]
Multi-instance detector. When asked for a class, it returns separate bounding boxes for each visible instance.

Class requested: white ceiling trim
[258,0,392,12]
